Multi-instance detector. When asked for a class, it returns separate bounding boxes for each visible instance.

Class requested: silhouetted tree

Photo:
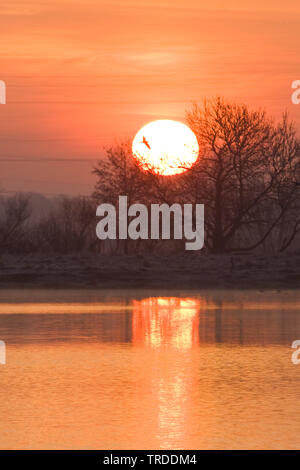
[36,196,95,253]
[92,142,150,206]
[0,194,31,253]
[185,97,300,252]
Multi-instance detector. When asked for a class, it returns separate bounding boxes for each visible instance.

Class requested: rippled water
[0,289,299,449]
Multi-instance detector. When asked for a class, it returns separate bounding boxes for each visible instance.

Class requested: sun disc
[132,120,199,176]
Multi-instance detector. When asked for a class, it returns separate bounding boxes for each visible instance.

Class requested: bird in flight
[141,136,151,150]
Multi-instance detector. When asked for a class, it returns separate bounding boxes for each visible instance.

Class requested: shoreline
[0,252,299,290]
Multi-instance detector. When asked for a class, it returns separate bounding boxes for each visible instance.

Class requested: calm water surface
[0,289,299,449]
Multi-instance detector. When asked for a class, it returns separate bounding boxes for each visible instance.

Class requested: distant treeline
[1,97,300,255]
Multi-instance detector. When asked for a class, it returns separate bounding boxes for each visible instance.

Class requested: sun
[132,120,199,176]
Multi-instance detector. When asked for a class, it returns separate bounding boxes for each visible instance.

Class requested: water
[0,289,299,449]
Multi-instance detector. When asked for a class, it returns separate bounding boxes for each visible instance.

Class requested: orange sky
[1,0,300,194]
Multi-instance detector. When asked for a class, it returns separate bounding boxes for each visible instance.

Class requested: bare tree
[0,194,31,252]
[93,142,158,253]
[91,98,300,254]
[185,97,300,252]
[92,141,151,206]
[37,196,95,253]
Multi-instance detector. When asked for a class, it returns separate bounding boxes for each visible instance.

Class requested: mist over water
[0,289,299,449]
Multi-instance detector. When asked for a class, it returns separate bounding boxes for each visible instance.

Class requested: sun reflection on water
[132,297,203,349]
